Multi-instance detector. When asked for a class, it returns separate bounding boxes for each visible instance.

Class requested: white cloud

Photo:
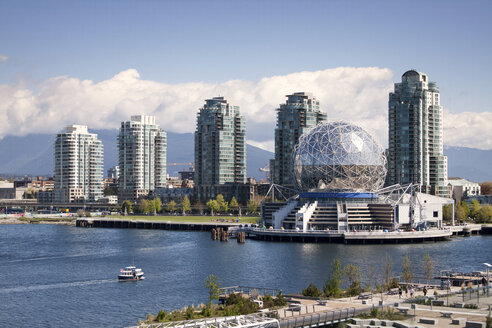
[0,67,488,152]
[443,110,492,150]
[0,53,7,62]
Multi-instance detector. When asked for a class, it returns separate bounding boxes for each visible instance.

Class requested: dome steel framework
[293,121,387,192]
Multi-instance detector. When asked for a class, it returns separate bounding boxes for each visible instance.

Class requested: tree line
[443,199,492,223]
[120,194,263,216]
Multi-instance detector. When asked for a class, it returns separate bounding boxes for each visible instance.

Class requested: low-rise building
[447,178,481,202]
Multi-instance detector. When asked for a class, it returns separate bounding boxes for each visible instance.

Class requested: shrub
[185,306,195,319]
[157,310,167,322]
[274,292,288,307]
[302,283,322,297]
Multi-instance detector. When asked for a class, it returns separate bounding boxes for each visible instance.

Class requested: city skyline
[0,1,491,152]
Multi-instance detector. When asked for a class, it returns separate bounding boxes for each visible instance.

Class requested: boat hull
[118,275,145,281]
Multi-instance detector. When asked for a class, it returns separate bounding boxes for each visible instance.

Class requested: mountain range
[0,130,272,181]
[0,130,490,182]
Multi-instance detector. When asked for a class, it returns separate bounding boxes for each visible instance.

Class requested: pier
[76,218,239,231]
[76,218,491,244]
[239,227,454,244]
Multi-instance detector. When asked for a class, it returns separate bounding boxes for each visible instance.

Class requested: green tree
[480,181,492,195]
[324,258,343,297]
[401,253,414,285]
[151,197,162,215]
[204,274,221,303]
[24,187,38,199]
[216,194,228,213]
[166,200,177,213]
[247,198,259,214]
[455,202,465,221]
[422,253,434,286]
[470,199,482,219]
[121,200,133,215]
[140,199,152,214]
[181,196,191,215]
[442,204,453,222]
[461,201,470,219]
[206,200,219,216]
[229,196,239,214]
[302,283,322,297]
[103,186,118,196]
[343,264,362,296]
[476,204,492,223]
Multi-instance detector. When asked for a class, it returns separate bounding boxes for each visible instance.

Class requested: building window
[433,211,438,218]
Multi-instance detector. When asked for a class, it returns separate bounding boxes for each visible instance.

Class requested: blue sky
[0,0,491,149]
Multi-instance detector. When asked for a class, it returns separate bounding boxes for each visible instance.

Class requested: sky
[0,0,491,151]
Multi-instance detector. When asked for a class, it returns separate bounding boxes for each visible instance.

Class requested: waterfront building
[194,97,249,203]
[53,125,104,203]
[261,121,453,231]
[387,70,449,197]
[272,92,327,187]
[118,115,167,203]
[448,177,481,203]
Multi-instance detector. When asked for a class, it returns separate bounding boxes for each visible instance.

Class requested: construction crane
[259,163,269,180]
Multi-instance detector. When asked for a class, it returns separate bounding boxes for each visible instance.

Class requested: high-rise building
[272,92,327,186]
[54,125,104,203]
[388,70,448,197]
[194,97,249,203]
[118,115,167,202]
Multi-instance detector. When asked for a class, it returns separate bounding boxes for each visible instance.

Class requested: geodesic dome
[293,121,387,192]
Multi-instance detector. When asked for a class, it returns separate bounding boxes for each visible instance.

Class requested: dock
[76,218,238,231]
[240,227,453,244]
[76,218,489,244]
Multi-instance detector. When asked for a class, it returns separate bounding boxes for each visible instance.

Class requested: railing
[129,314,280,328]
[276,305,362,328]
[247,228,343,235]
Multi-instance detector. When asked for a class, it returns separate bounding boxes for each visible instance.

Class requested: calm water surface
[1,224,491,327]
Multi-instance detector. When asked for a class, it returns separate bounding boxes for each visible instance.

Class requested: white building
[447,178,481,202]
[54,125,104,203]
[118,115,167,203]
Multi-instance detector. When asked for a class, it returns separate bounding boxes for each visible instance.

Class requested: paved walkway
[277,286,492,327]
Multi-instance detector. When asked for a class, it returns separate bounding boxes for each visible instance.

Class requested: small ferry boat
[118,266,145,281]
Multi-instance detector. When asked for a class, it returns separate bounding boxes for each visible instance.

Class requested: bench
[396,307,410,315]
[387,288,399,295]
[419,317,438,325]
[357,292,373,300]
[317,300,328,306]
[440,311,453,318]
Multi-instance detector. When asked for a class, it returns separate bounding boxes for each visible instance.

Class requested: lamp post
[483,263,491,297]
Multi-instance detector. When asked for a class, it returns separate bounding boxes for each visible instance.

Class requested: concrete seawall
[76,218,236,231]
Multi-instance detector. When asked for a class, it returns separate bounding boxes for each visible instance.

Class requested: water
[1,224,491,327]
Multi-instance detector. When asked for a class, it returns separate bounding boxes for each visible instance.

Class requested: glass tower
[118,115,167,202]
[272,92,327,186]
[54,125,104,203]
[195,97,246,186]
[388,70,448,197]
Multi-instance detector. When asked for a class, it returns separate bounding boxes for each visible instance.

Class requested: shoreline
[0,217,76,225]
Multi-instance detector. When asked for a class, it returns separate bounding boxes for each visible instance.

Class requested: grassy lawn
[107,215,259,224]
